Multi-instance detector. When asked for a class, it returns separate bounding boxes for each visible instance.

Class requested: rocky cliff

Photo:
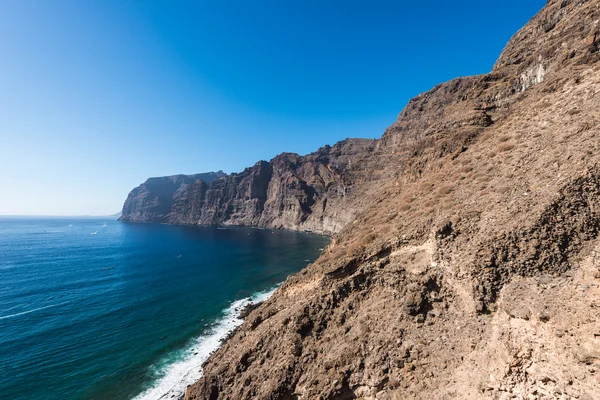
[119,171,225,223]
[120,139,378,234]
[180,0,600,399]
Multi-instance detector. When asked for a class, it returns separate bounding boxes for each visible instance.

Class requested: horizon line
[0,213,121,218]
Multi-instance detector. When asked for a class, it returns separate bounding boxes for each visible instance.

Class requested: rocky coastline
[121,1,600,398]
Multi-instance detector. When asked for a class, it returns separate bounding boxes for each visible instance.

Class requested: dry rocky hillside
[123,0,600,398]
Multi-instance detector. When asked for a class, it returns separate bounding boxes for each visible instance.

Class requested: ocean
[0,218,328,400]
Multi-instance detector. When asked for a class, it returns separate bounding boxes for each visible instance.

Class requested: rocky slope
[180,1,600,399]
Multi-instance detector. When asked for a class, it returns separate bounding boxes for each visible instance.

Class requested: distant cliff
[119,171,225,223]
[119,139,376,235]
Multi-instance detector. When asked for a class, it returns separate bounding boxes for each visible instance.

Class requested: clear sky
[0,0,545,216]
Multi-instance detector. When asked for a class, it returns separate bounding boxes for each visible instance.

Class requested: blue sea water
[0,218,328,400]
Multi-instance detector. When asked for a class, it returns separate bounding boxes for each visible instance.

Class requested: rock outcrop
[119,171,225,222]
[179,1,600,399]
[120,139,377,235]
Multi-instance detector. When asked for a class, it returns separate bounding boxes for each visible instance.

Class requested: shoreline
[118,220,336,239]
[130,286,279,400]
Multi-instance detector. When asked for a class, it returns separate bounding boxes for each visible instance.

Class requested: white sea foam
[0,301,70,320]
[131,286,278,400]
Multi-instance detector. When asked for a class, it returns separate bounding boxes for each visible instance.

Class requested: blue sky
[0,0,545,215]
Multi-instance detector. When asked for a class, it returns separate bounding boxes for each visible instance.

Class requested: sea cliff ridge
[121,1,600,398]
[120,139,377,235]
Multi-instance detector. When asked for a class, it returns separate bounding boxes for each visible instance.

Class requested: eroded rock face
[119,171,225,223]
[184,1,600,399]
[120,139,377,235]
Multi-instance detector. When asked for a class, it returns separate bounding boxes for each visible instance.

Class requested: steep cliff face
[119,171,225,223]
[120,139,377,235]
[184,1,600,399]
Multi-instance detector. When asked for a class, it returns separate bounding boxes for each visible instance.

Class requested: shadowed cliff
[120,139,377,235]
[119,171,226,223]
